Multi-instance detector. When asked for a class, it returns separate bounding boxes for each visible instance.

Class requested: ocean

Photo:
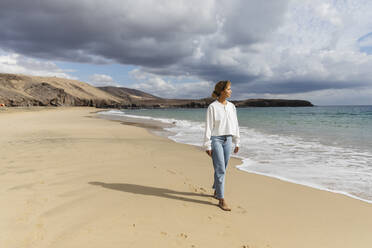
[98,105,372,203]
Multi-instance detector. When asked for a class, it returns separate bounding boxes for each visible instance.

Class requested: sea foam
[98,109,372,203]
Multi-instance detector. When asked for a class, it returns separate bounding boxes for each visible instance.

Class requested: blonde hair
[211,80,231,99]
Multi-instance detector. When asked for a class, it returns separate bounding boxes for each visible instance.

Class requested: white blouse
[203,100,240,150]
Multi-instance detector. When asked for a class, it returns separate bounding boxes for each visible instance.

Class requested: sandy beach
[1,107,372,248]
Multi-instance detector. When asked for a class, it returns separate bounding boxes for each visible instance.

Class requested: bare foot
[218,199,231,211]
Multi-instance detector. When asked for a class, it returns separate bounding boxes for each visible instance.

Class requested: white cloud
[314,3,342,26]
[0,51,75,79]
[88,73,120,87]
[130,69,213,99]
[136,0,372,103]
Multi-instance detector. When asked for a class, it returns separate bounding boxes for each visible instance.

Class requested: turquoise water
[114,106,372,152]
[100,105,372,203]
[236,106,372,152]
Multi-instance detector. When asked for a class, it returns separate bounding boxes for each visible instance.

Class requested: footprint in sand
[167,169,176,175]
[199,187,206,194]
[188,184,198,193]
[189,185,208,194]
[178,233,188,238]
[237,205,247,214]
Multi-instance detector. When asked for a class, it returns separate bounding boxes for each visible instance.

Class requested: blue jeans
[211,135,232,199]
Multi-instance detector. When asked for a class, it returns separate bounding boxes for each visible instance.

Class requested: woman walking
[204,80,240,211]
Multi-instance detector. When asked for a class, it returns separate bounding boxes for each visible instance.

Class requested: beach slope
[0,107,371,248]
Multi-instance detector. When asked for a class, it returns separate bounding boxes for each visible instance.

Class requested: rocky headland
[0,73,313,108]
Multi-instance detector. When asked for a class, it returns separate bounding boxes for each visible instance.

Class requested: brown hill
[97,86,161,103]
[97,86,210,108]
[0,73,124,107]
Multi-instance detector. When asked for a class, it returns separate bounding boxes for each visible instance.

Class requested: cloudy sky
[1,0,372,105]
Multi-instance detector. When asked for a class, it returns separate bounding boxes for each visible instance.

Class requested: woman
[203,80,240,211]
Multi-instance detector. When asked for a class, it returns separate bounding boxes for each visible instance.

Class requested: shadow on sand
[89,181,215,206]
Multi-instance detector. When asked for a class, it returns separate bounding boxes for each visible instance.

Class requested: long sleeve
[232,105,240,147]
[203,105,214,150]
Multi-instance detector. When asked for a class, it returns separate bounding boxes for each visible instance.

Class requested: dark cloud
[217,0,289,48]
[0,0,217,66]
[2,0,369,100]
[0,0,288,66]
[144,63,260,84]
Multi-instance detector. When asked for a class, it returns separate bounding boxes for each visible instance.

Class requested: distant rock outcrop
[233,99,313,107]
[0,73,314,108]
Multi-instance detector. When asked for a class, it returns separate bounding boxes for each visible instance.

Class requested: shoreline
[96,109,372,205]
[236,166,372,205]
[1,107,372,248]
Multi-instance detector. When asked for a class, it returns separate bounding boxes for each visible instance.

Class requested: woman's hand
[234,147,239,153]
[206,150,212,157]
